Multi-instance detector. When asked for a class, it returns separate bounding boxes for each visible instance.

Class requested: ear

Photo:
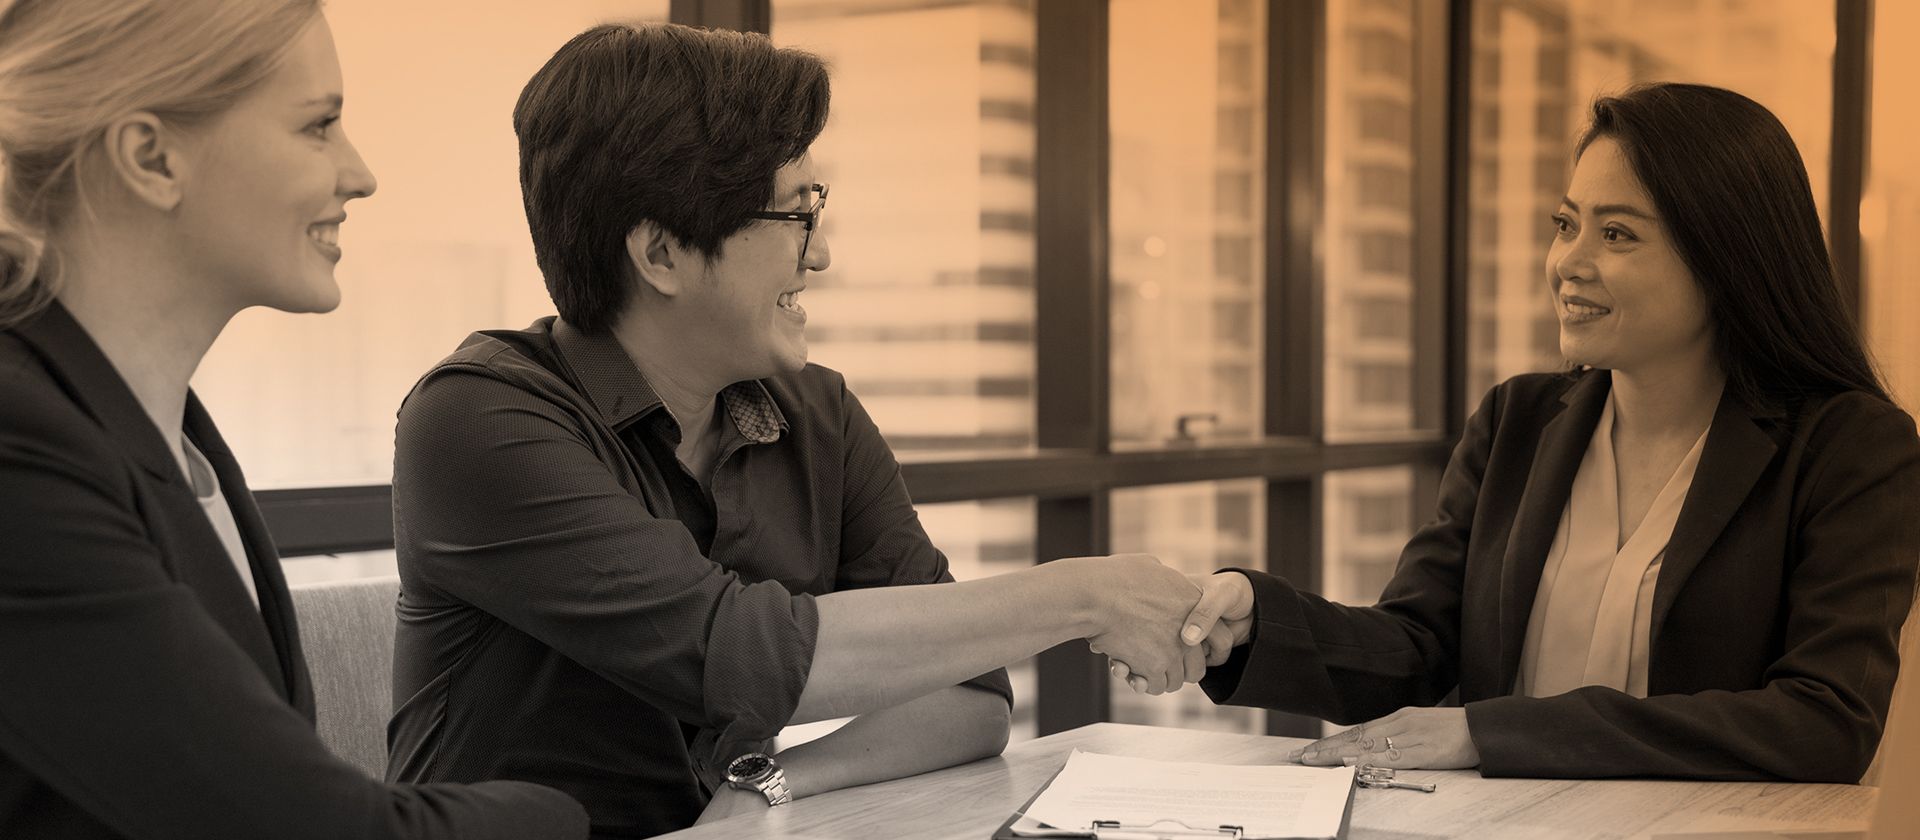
[625,220,686,299]
[99,112,187,212]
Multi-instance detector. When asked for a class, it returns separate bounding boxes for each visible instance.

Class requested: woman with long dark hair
[1169,83,1919,783]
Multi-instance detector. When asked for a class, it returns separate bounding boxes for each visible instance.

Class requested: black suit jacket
[1203,369,1920,783]
[0,304,588,839]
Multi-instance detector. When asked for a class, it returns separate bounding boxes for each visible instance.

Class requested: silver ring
[1383,737,1396,752]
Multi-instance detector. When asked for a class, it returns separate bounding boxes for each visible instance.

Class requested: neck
[611,307,729,434]
[1609,351,1725,439]
[52,231,236,452]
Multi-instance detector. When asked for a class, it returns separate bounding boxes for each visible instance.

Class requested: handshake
[1062,554,1258,695]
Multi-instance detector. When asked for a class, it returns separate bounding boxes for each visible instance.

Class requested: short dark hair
[1575,83,1889,407]
[513,24,830,332]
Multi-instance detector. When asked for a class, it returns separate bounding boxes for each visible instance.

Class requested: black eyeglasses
[743,183,829,264]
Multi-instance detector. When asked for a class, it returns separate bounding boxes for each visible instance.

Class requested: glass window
[772,0,1039,459]
[1324,0,1419,439]
[190,1,670,489]
[1864,2,1920,415]
[1108,480,1266,733]
[1320,467,1416,607]
[1109,0,1266,447]
[1464,0,1836,406]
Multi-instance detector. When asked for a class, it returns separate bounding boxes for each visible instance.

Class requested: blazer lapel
[186,394,313,713]
[1650,391,1780,642]
[13,304,290,699]
[1496,371,1610,693]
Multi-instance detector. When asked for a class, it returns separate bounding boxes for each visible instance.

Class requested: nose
[804,224,831,272]
[335,128,378,201]
[1550,228,1597,290]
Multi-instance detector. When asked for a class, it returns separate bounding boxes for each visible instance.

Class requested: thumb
[1181,578,1230,646]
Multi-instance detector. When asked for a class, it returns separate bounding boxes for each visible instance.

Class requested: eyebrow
[1560,196,1656,221]
[299,94,344,110]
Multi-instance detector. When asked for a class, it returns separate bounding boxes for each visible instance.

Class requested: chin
[273,278,343,314]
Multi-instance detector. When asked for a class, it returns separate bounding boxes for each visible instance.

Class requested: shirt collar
[550,317,787,442]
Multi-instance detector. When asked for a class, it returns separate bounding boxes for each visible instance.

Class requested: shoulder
[398,325,583,429]
[1469,369,1588,428]
[762,362,854,420]
[0,333,125,496]
[1781,389,1920,467]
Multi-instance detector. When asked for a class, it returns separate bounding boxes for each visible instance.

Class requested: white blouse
[182,439,260,610]
[1516,390,1711,699]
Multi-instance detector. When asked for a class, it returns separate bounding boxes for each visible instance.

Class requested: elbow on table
[975,698,1013,759]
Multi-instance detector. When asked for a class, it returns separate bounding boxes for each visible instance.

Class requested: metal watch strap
[754,768,793,806]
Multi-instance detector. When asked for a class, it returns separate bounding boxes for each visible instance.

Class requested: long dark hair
[1575,83,1889,407]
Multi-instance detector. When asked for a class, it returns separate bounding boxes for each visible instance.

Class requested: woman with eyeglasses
[0,0,588,836]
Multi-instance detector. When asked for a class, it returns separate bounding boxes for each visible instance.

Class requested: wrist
[1040,558,1105,638]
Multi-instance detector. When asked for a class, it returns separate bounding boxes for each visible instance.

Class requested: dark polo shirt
[386,317,1012,838]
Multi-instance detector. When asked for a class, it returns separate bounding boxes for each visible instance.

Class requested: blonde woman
[0,1,585,836]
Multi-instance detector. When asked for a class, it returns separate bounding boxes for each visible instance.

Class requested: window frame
[257,0,1873,739]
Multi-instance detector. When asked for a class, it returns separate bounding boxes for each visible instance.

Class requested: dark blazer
[1202,369,1920,783]
[0,303,587,839]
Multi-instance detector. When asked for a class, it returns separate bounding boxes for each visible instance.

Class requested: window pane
[191,1,668,489]
[1110,0,1266,446]
[1464,0,1835,406]
[1864,3,1920,414]
[1108,480,1265,733]
[772,1,1038,458]
[1325,0,1417,439]
[1321,467,1416,607]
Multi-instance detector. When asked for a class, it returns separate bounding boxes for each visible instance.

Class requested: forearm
[796,560,1096,722]
[1467,679,1880,782]
[780,685,1011,799]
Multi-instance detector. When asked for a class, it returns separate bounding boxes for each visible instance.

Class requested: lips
[777,287,805,316]
[1562,294,1611,320]
[308,215,345,261]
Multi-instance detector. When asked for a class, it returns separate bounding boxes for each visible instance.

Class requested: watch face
[727,754,773,782]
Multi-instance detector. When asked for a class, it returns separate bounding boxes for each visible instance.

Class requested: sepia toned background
[191,0,1920,743]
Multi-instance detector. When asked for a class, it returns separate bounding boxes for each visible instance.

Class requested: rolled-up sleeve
[393,362,817,763]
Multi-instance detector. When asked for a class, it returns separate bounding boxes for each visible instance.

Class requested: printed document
[1014,750,1354,839]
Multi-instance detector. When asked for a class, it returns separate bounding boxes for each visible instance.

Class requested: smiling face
[1546,136,1714,377]
[677,158,830,380]
[171,16,376,315]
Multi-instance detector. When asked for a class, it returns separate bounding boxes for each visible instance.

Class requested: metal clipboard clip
[1089,818,1245,840]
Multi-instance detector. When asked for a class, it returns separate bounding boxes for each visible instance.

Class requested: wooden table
[656,723,1881,840]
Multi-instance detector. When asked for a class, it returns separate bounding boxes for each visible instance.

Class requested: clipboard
[989,761,1357,840]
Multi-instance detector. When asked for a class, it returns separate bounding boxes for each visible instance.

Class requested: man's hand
[693,785,771,825]
[1289,707,1481,770]
[1075,554,1203,695]
[1111,571,1255,694]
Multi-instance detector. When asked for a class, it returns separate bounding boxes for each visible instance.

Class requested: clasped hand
[1077,557,1255,695]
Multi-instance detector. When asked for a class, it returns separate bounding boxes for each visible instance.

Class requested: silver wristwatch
[724,752,793,806]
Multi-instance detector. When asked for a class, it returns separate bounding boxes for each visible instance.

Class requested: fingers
[1203,622,1234,667]
[1112,658,1180,695]
[1180,575,1232,646]
[1180,640,1207,684]
[1110,660,1155,695]
[1289,711,1409,766]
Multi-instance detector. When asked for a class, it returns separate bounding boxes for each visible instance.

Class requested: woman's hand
[1290,707,1481,770]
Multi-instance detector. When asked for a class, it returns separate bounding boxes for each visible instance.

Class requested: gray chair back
[289,576,401,779]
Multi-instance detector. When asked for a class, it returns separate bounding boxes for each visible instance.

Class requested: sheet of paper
[1018,750,1354,839]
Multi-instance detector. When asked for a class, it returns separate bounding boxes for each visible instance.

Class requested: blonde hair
[0,0,321,327]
